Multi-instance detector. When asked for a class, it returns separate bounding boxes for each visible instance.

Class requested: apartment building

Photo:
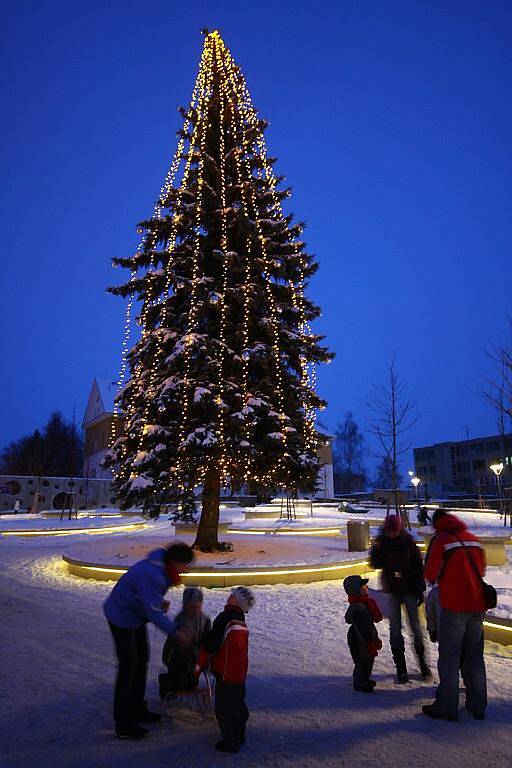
[413,432,512,494]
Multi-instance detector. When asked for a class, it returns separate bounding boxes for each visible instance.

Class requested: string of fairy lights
[214,39,318,453]
[110,41,209,459]
[231,64,318,452]
[215,39,290,485]
[216,33,321,472]
[218,48,255,482]
[111,30,321,492]
[134,41,213,471]
[215,59,229,480]
[176,38,215,487]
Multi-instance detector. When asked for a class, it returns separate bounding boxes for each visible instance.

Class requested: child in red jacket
[344,575,383,692]
[197,587,256,753]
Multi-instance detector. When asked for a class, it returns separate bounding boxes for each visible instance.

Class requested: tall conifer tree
[106,31,332,550]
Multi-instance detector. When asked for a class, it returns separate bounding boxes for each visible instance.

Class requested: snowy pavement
[64,531,367,569]
[1,531,511,768]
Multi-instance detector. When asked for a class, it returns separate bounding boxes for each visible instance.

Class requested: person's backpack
[457,539,497,610]
[438,537,497,611]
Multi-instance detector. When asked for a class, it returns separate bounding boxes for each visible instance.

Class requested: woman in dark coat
[370,513,431,683]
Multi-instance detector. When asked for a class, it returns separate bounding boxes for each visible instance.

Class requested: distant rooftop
[315,424,335,440]
[96,378,118,413]
[414,431,512,450]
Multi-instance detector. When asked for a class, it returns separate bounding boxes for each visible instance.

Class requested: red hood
[434,513,467,534]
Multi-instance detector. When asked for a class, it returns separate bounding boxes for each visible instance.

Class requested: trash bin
[346,520,370,552]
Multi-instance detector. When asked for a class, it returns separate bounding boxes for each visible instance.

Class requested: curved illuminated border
[61,551,512,645]
[1,522,146,537]
[227,526,344,537]
[482,617,512,645]
[62,552,372,587]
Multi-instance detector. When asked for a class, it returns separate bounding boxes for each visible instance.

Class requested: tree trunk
[194,465,222,552]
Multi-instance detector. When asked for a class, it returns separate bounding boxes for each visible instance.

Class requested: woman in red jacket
[422,510,487,721]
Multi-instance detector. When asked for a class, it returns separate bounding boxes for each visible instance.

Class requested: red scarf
[348,594,383,623]
[165,562,182,586]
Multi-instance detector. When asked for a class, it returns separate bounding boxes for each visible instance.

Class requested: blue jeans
[388,593,425,655]
[434,609,487,718]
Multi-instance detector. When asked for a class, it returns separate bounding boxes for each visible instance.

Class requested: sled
[161,670,214,720]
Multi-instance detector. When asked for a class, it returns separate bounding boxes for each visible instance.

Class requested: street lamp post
[490,462,505,525]
[411,476,421,502]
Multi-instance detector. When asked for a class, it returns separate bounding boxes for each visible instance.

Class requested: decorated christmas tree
[106,30,332,551]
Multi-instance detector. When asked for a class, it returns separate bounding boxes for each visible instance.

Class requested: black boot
[415,643,432,681]
[418,654,432,681]
[392,649,409,684]
[136,701,162,723]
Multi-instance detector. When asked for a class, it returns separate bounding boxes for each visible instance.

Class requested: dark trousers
[352,658,374,689]
[349,644,374,689]
[434,610,487,718]
[108,621,149,729]
[214,678,249,748]
[388,593,425,657]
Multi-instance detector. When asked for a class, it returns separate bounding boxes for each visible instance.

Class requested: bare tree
[333,412,366,492]
[482,321,512,433]
[367,358,418,514]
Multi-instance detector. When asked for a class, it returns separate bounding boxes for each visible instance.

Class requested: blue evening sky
[2,0,511,473]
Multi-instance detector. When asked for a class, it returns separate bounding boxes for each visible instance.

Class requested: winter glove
[367,639,383,657]
[196,647,209,671]
[429,631,438,643]
[416,593,425,607]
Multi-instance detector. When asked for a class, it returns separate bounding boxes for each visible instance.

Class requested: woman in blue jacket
[103,541,194,740]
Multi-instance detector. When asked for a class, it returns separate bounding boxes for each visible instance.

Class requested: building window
[5,480,21,496]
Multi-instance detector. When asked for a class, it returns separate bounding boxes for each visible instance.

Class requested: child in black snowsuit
[344,575,383,692]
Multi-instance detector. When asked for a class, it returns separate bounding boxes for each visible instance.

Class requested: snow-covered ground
[489,553,512,620]
[247,502,387,524]
[65,531,367,569]
[1,520,511,768]
[0,513,146,532]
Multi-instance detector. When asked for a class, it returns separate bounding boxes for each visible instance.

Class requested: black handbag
[458,539,497,611]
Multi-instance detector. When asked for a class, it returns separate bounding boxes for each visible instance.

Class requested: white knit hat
[231,586,256,613]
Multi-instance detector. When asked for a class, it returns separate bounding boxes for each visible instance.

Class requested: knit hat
[182,587,203,606]
[383,514,402,535]
[343,575,369,596]
[230,586,256,613]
